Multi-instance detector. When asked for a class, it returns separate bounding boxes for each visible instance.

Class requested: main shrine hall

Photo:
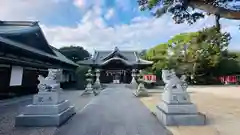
[78,47,153,84]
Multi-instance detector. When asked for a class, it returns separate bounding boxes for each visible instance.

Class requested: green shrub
[75,66,90,90]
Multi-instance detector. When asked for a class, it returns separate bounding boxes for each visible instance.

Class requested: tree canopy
[59,46,90,62]
[138,0,240,24]
[144,26,240,84]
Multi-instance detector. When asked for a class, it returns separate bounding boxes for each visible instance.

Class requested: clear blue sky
[1,0,240,53]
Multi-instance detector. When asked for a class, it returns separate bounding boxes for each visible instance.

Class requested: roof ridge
[96,50,137,52]
[0,21,39,26]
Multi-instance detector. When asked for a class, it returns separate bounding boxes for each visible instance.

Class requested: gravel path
[140,86,240,135]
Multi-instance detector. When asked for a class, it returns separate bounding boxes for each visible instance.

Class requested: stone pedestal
[15,92,75,127]
[155,88,206,126]
[133,82,148,97]
[84,83,94,93]
[94,78,101,89]
[113,79,120,84]
[130,78,137,89]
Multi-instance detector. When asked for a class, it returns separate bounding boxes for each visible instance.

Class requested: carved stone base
[113,80,120,84]
[94,82,102,90]
[82,87,98,96]
[15,92,75,127]
[133,90,148,97]
[23,100,70,115]
[130,84,138,89]
[155,102,206,126]
[33,92,64,105]
[133,83,148,97]
[15,106,75,127]
[161,89,192,105]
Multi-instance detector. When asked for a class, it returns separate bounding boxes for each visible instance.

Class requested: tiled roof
[0,21,78,68]
[50,46,79,66]
[78,47,153,66]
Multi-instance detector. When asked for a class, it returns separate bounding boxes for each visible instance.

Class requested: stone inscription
[34,94,58,104]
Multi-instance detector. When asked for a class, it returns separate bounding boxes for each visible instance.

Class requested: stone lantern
[94,69,101,89]
[130,69,137,88]
[83,69,95,95]
[133,70,148,97]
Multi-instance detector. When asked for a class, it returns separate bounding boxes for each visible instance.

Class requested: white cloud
[81,6,106,28]
[0,0,60,21]
[73,0,85,8]
[41,14,220,53]
[1,0,239,53]
[73,0,105,10]
[131,16,151,23]
[104,8,115,20]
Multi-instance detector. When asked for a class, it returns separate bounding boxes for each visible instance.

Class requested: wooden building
[0,21,78,99]
[78,47,153,83]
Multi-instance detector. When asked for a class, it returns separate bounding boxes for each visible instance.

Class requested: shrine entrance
[100,69,132,84]
[78,47,153,84]
[99,59,133,84]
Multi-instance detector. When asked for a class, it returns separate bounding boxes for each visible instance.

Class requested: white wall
[9,66,23,86]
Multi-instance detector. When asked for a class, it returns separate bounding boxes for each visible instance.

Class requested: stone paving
[0,85,172,135]
[0,90,94,135]
[55,85,171,135]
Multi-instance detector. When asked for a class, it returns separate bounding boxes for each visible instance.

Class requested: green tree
[138,0,240,25]
[59,46,90,62]
[145,26,232,84]
[75,66,90,89]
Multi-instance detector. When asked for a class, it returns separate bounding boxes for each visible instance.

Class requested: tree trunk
[215,14,221,32]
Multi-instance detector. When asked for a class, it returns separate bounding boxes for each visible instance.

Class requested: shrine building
[0,21,78,98]
[78,47,153,84]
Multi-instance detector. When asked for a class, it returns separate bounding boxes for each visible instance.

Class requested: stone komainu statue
[37,69,62,92]
[162,69,188,91]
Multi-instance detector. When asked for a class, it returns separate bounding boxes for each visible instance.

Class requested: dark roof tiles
[0,21,78,68]
[78,48,152,66]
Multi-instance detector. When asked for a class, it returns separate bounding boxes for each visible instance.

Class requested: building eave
[100,57,132,66]
[0,36,78,69]
[138,58,153,64]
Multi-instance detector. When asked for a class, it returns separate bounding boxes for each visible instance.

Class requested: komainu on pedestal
[155,69,206,126]
[15,69,76,127]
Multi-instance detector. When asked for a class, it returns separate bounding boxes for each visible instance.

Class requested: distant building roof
[77,47,153,67]
[0,21,78,69]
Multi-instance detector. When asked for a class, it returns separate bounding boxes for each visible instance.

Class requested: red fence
[218,75,239,84]
[143,74,156,83]
[143,74,240,84]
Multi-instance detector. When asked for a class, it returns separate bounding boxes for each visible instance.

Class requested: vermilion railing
[143,74,156,83]
[218,75,238,84]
